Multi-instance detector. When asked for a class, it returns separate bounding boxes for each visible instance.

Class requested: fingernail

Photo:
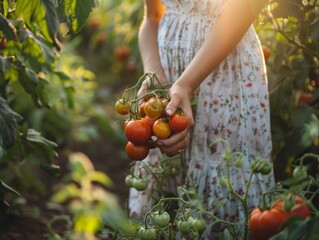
[166,108,172,116]
[156,141,163,146]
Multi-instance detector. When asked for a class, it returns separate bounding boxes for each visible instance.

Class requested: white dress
[129,0,275,238]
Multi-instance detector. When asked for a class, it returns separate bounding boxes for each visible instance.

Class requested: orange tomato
[152,118,171,139]
[144,98,164,120]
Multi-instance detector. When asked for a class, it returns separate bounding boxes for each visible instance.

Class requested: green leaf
[26,128,58,162]
[52,183,80,203]
[0,55,13,73]
[18,66,50,107]
[26,128,57,148]
[1,0,9,17]
[0,14,18,41]
[16,0,60,48]
[20,28,57,70]
[63,0,96,34]
[0,97,22,148]
[88,171,112,186]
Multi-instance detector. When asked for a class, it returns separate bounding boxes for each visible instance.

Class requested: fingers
[156,128,189,155]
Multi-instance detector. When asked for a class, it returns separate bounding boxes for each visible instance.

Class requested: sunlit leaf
[16,0,59,48]
[88,171,112,186]
[63,0,96,34]
[69,152,94,177]
[1,0,9,17]
[74,214,101,233]
[52,183,81,203]
[20,29,57,70]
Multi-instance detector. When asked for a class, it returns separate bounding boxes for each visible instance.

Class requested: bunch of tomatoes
[115,73,189,162]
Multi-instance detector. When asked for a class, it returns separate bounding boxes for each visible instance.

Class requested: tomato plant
[125,141,149,161]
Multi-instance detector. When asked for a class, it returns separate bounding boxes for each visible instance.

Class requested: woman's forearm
[175,0,261,94]
[138,1,167,82]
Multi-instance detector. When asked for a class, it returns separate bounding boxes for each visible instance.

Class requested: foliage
[0,0,96,212]
[50,152,131,240]
[255,0,319,180]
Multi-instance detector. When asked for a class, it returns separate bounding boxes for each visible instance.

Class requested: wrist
[174,78,193,97]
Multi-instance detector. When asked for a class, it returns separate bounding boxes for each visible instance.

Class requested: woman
[129,0,275,237]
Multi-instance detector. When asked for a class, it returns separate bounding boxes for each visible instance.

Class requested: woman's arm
[166,0,265,115]
[138,0,167,82]
[159,0,267,155]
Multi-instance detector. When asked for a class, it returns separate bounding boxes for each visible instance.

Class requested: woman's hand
[156,81,194,156]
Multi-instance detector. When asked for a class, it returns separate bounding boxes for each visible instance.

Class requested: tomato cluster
[115,77,189,161]
[249,194,312,240]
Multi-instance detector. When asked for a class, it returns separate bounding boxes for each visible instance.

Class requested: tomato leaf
[269,216,319,240]
[16,0,60,49]
[20,28,57,70]
[18,66,50,107]
[0,0,9,17]
[0,97,22,149]
[0,15,18,41]
[62,0,96,34]
[0,55,13,73]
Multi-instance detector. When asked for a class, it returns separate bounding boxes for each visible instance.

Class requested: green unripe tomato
[152,211,170,228]
[192,218,206,231]
[293,166,307,179]
[137,226,156,240]
[178,217,194,233]
[132,177,148,191]
[234,155,243,168]
[219,176,230,189]
[222,148,231,162]
[125,175,134,188]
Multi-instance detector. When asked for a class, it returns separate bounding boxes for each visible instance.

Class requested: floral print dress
[129,0,275,237]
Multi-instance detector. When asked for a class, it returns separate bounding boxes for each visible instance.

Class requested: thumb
[165,99,178,117]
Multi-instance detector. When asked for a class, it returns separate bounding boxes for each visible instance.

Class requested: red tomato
[125,119,152,145]
[262,45,271,61]
[125,141,149,161]
[298,93,313,105]
[249,207,288,240]
[168,113,189,132]
[152,118,171,139]
[114,45,131,61]
[272,194,312,220]
[141,116,155,127]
